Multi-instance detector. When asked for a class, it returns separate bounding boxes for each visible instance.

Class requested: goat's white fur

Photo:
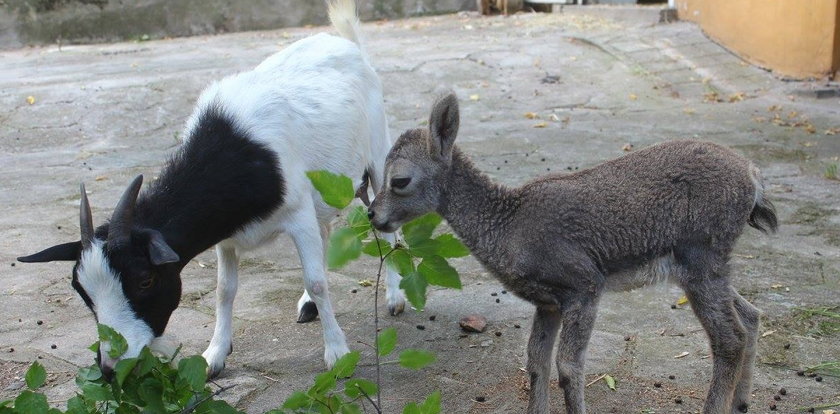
[78,240,155,368]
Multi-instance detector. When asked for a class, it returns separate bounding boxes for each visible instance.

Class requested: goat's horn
[108,175,143,248]
[80,183,94,250]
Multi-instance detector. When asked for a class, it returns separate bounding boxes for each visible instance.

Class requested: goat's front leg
[286,207,350,368]
[527,306,562,414]
[203,243,239,378]
[296,223,332,323]
[555,292,601,414]
[379,230,406,316]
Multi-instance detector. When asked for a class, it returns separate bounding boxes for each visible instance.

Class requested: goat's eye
[139,277,155,290]
[390,177,411,190]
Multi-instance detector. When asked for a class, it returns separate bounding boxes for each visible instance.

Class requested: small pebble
[429,315,436,321]
[50,344,57,349]
[546,168,550,171]
[7,348,13,353]
[495,298,500,303]
[807,372,817,378]
[494,331,502,337]
[815,376,822,382]
[668,375,675,380]
[807,408,815,413]
[797,370,805,376]
[624,335,631,341]
[769,403,777,411]
[57,226,62,230]
[36,320,43,325]
[37,356,42,359]
[773,395,781,401]
[783,343,790,349]
[10,263,15,267]
[674,397,682,404]
[18,319,21,323]
[779,388,786,395]
[541,158,546,162]
[670,304,677,309]
[351,289,357,293]
[475,396,486,403]
[501,290,507,294]
[653,382,661,388]
[514,324,521,329]
[491,292,498,297]
[416,325,425,331]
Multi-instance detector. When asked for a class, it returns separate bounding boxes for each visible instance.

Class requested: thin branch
[372,230,385,413]
[179,383,237,414]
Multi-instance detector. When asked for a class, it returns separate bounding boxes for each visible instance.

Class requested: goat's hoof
[207,362,225,379]
[736,403,749,413]
[388,302,405,316]
[227,344,233,356]
[297,301,319,323]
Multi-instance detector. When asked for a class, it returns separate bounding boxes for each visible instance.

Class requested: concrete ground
[2,6,839,413]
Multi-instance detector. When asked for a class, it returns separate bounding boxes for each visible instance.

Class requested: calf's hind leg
[555,292,601,414]
[681,268,746,414]
[731,291,760,413]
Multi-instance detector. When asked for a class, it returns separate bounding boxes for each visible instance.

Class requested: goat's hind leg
[203,243,240,378]
[680,267,746,414]
[731,291,760,413]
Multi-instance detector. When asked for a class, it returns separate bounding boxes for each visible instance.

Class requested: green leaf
[604,374,616,391]
[312,371,337,394]
[137,378,164,412]
[24,362,46,390]
[402,213,443,245]
[14,391,49,414]
[344,378,378,399]
[433,234,470,258]
[76,365,102,385]
[408,239,441,258]
[282,391,311,409]
[114,357,138,387]
[81,382,114,401]
[347,206,371,240]
[385,248,415,275]
[419,391,441,414]
[177,355,209,392]
[97,324,128,359]
[398,349,436,370]
[362,239,392,257]
[87,341,99,353]
[403,403,421,414]
[377,327,397,357]
[64,396,88,414]
[195,399,241,414]
[327,227,363,269]
[340,404,362,414]
[418,255,461,289]
[306,170,355,209]
[399,271,427,311]
[331,351,360,378]
[134,347,157,377]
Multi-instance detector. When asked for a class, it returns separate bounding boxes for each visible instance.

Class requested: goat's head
[18,175,182,377]
[369,92,460,232]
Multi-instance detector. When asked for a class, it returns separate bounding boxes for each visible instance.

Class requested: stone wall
[0,0,474,49]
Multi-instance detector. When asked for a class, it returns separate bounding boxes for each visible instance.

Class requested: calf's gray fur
[368,93,777,414]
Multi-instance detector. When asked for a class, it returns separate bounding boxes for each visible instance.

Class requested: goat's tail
[747,164,778,234]
[328,0,365,51]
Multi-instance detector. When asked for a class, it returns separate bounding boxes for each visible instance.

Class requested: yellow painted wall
[675,0,839,79]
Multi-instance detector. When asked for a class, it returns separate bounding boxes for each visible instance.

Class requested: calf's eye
[391,177,411,189]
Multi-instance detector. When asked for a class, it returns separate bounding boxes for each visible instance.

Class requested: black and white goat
[18,0,405,378]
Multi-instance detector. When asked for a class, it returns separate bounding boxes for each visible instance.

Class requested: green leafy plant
[2,170,467,414]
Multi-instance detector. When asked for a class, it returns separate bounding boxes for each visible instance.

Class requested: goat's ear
[427,92,460,162]
[17,241,82,263]
[145,230,179,266]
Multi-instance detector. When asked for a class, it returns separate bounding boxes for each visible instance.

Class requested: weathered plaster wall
[675,0,839,79]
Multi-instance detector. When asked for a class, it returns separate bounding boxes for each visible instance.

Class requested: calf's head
[368,92,460,232]
[18,175,182,376]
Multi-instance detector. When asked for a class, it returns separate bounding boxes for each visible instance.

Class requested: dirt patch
[0,360,28,393]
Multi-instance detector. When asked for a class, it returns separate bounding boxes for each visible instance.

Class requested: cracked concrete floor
[2,7,839,413]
